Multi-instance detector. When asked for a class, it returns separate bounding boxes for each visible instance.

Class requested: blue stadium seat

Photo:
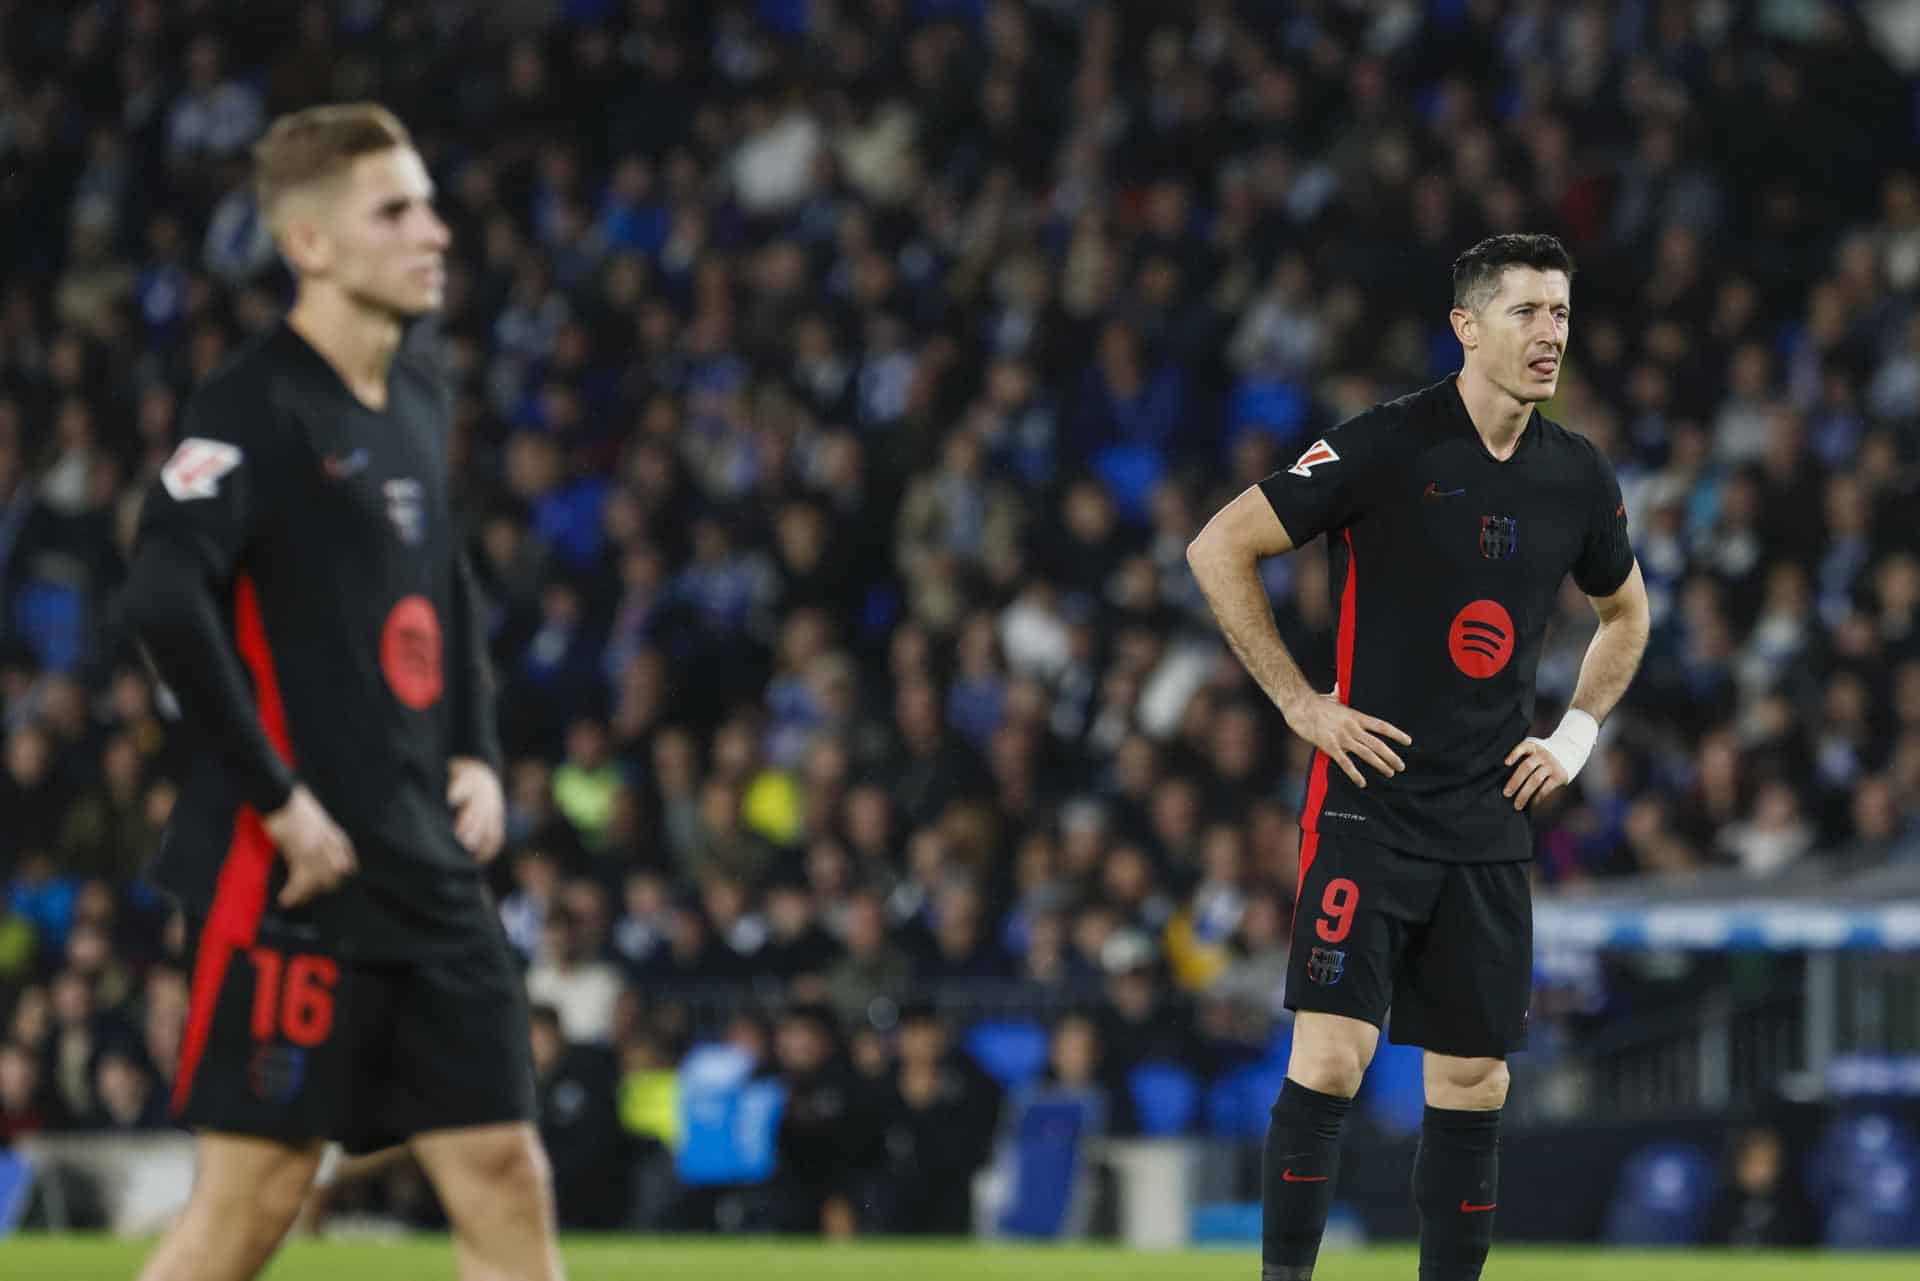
[1128,1062,1199,1137]
[0,1151,31,1236]
[995,1088,1104,1238]
[1807,1112,1920,1246]
[1822,1158,1920,1248]
[1206,1063,1288,1140]
[1190,1200,1263,1245]
[1806,1112,1920,1208]
[1260,1021,1293,1068]
[1089,443,1165,525]
[1358,1040,1426,1137]
[13,582,85,672]
[1228,379,1309,442]
[964,1019,1051,1090]
[1602,1143,1717,1246]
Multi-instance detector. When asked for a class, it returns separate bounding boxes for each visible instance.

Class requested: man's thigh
[1389,860,1533,1058]
[1283,831,1447,1030]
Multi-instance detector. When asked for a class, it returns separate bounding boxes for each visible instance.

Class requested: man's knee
[443,1127,554,1213]
[1286,1014,1378,1099]
[1424,1054,1509,1110]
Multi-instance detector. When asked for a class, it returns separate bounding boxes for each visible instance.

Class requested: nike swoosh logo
[1282,1170,1329,1183]
[1423,483,1466,500]
[1460,1200,1497,1213]
[324,448,370,480]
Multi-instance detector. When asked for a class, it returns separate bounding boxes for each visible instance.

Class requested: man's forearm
[1189,545,1315,718]
[1569,612,1649,725]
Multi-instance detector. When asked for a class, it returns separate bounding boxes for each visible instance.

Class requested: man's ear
[1449,306,1476,352]
[271,189,338,277]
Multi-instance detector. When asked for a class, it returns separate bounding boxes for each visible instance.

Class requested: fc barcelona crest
[1479,515,1517,560]
[1307,946,1345,985]
[385,478,425,545]
[249,1045,308,1104]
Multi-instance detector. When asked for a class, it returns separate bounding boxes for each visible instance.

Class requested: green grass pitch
[4,1237,1919,1280]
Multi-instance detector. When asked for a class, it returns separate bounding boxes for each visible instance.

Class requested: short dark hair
[1452,234,1576,313]
[253,102,412,228]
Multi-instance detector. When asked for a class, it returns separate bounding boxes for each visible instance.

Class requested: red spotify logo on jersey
[1448,599,1514,679]
[381,595,444,709]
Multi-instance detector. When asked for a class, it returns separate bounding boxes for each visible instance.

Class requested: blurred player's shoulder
[173,323,309,445]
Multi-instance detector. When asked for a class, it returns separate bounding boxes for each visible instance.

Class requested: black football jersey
[132,322,500,958]
[1258,375,1635,864]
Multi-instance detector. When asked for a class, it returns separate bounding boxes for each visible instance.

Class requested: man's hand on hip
[1502,739,1570,811]
[448,757,505,863]
[1282,686,1413,789]
[265,784,358,908]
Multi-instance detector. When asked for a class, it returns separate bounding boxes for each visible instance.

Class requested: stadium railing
[1531,861,1920,1118]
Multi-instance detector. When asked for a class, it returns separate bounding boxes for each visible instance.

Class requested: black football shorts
[1284,829,1532,1058]
[172,912,535,1154]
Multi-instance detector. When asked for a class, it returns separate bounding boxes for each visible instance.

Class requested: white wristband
[1534,709,1599,781]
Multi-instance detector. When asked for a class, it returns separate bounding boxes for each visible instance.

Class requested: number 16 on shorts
[247,948,339,1046]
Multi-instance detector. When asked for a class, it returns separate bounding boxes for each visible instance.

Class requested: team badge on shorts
[249,1045,308,1104]
[1307,946,1346,985]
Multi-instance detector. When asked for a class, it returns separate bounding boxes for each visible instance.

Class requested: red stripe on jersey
[172,576,296,1115]
[1295,830,1321,904]
[1300,530,1359,830]
[234,575,294,764]
[1335,528,1358,701]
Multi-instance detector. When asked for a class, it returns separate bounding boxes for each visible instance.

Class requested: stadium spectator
[1705,1125,1819,1248]
[874,1006,1000,1235]
[529,1003,628,1230]
[825,887,911,1028]
[525,909,623,1045]
[768,1003,884,1236]
[0,1039,52,1142]
[89,1047,169,1132]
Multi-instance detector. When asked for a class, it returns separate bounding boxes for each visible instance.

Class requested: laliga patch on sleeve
[1287,438,1339,478]
[160,437,243,501]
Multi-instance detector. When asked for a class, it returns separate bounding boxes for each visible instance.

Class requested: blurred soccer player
[1188,234,1650,1280]
[123,105,563,1281]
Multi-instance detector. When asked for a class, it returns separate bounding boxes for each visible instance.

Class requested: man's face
[1459,266,1569,404]
[293,147,450,318]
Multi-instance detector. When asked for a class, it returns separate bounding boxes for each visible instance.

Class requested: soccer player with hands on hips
[1188,234,1650,1281]
[123,105,563,1281]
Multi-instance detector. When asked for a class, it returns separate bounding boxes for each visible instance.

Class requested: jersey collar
[1444,372,1537,464]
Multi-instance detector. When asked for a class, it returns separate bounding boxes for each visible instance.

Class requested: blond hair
[252,103,412,228]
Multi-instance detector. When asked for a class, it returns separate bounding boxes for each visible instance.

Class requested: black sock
[1414,1105,1502,1281]
[1261,1078,1352,1281]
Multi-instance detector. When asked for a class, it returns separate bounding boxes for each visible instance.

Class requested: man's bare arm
[1503,561,1651,811]
[1187,486,1410,786]
[1185,485,1315,717]
[1571,561,1650,725]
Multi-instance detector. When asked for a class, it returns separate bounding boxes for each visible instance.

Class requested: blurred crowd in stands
[3,0,1920,1236]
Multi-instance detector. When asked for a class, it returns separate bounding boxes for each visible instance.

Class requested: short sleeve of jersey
[138,376,276,581]
[1572,442,1634,597]
[1257,410,1392,545]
